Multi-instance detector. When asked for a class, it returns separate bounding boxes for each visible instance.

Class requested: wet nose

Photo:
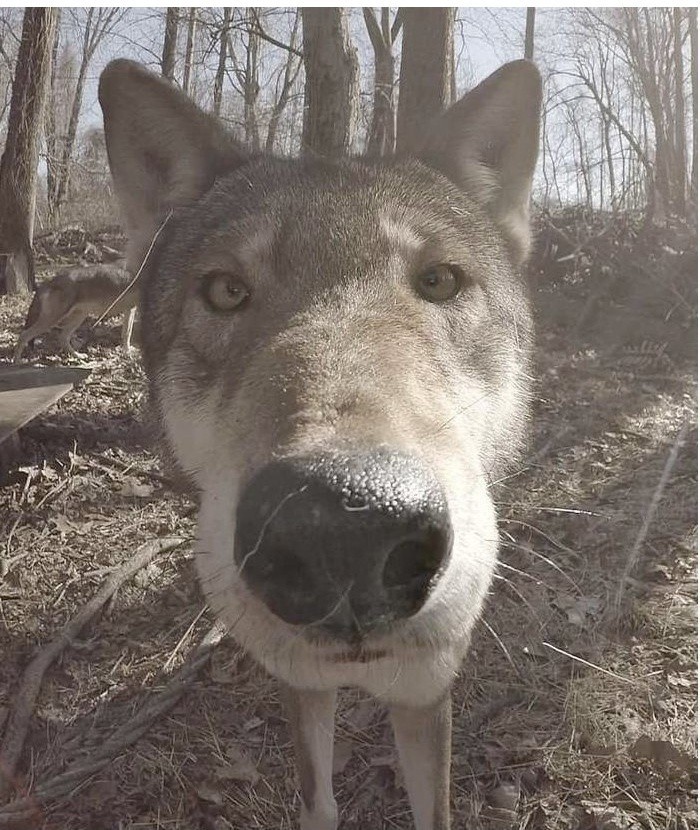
[234,452,452,640]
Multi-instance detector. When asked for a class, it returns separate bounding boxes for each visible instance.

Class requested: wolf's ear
[99,59,248,269]
[418,60,542,266]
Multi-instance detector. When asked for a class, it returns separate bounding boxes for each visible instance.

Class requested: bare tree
[525,8,536,60]
[44,13,61,220]
[182,8,197,95]
[0,8,58,294]
[161,8,179,81]
[213,7,232,116]
[265,10,302,152]
[226,8,262,150]
[51,8,125,219]
[552,9,694,221]
[671,7,686,215]
[301,8,359,157]
[363,8,401,157]
[0,13,20,126]
[690,7,698,211]
[396,8,454,153]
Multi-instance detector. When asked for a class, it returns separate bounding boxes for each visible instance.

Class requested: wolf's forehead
[197,185,427,275]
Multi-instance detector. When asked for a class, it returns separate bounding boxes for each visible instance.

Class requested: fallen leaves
[629,734,696,774]
[215,746,260,786]
[553,593,602,626]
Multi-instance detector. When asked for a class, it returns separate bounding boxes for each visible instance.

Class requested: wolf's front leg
[121,306,136,355]
[390,692,452,830]
[283,685,338,830]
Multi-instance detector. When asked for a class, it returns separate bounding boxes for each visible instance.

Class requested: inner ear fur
[99,59,249,269]
[418,60,542,266]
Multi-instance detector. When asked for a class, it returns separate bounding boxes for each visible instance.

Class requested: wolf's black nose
[234,452,452,639]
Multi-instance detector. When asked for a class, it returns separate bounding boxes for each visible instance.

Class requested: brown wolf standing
[100,58,541,830]
[13,263,136,361]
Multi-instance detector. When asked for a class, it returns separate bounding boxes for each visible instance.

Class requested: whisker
[480,619,525,681]
[237,485,308,576]
[500,540,581,593]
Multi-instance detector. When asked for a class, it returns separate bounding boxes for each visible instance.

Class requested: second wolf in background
[13,262,136,361]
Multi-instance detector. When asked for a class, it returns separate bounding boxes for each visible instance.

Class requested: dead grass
[0,222,696,829]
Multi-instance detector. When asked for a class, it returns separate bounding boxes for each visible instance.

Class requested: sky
[49,7,539,134]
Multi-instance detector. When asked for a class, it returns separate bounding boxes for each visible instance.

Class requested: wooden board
[0,363,91,445]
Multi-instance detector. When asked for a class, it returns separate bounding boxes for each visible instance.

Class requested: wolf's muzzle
[234,451,453,640]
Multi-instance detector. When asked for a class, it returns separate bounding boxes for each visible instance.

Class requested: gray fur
[100,58,542,830]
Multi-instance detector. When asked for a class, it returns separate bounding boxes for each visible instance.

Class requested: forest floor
[0,216,696,829]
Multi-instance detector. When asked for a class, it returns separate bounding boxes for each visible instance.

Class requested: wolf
[99,57,541,830]
[13,263,137,361]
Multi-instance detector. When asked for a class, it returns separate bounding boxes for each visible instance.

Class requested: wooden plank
[0,364,91,392]
[0,363,91,445]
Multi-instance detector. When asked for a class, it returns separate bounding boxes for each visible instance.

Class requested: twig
[614,421,690,613]
[542,641,635,685]
[163,604,208,672]
[0,536,184,800]
[93,209,173,325]
[86,452,175,488]
[0,623,224,825]
[481,619,525,681]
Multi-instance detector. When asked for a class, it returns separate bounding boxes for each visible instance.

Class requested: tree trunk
[363,8,399,157]
[396,8,453,153]
[266,11,302,153]
[213,7,231,116]
[641,9,671,219]
[0,8,58,295]
[602,106,617,211]
[182,7,197,95]
[672,7,687,216]
[690,7,698,212]
[161,8,179,82]
[301,8,359,158]
[524,8,536,60]
[45,15,61,224]
[53,10,94,217]
[244,8,261,150]
[51,9,124,219]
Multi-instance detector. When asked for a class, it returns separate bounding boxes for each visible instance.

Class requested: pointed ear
[99,59,249,269]
[418,60,542,266]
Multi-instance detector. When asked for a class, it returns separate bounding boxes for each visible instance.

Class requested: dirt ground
[0,218,696,829]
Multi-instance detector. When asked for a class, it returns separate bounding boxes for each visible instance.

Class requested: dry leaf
[196,781,224,805]
[629,735,696,773]
[133,562,162,589]
[576,808,623,830]
[487,781,520,812]
[51,515,76,535]
[215,759,260,786]
[119,478,154,498]
[553,593,601,626]
[480,805,518,826]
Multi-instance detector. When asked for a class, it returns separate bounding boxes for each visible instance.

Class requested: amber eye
[415,265,463,303]
[202,272,250,312]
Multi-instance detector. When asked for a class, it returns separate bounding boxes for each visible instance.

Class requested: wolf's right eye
[202,272,250,312]
[414,265,464,303]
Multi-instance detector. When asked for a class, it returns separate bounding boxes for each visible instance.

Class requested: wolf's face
[100,59,541,707]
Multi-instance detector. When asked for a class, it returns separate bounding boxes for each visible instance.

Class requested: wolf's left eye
[202,271,250,312]
[415,265,463,303]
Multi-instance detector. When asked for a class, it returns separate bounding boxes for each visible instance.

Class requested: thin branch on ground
[614,420,691,614]
[0,622,224,826]
[0,536,184,801]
